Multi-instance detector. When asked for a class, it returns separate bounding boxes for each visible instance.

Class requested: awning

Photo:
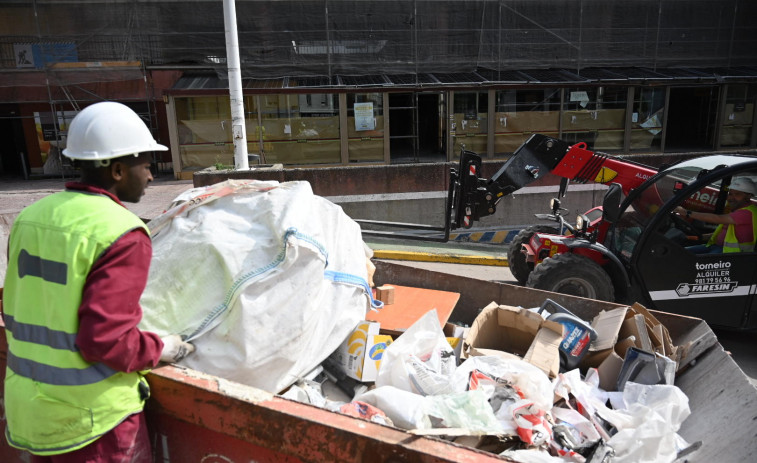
[0,66,182,104]
[168,66,757,93]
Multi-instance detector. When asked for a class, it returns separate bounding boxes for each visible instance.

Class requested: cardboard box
[581,303,679,390]
[328,321,393,382]
[463,302,563,378]
[375,285,395,304]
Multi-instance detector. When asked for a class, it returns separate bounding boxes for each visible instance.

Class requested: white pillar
[223,0,249,170]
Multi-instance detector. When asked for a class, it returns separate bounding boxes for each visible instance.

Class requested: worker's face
[727,189,752,210]
[112,153,154,203]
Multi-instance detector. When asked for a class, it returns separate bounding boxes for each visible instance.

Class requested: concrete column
[165,95,182,179]
[339,93,348,164]
[487,89,495,158]
[660,87,671,152]
[255,95,265,163]
[447,90,454,158]
[624,87,634,153]
[751,94,757,148]
[558,88,565,138]
[222,0,248,170]
[383,93,390,163]
[715,84,728,151]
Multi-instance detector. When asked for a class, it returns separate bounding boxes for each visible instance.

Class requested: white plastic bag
[450,356,555,441]
[355,386,503,434]
[355,386,432,430]
[423,389,504,435]
[602,382,691,463]
[554,370,691,463]
[140,180,378,393]
[451,356,554,410]
[500,449,569,463]
[374,309,456,395]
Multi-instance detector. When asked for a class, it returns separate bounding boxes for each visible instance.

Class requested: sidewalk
[0,175,510,266]
[0,175,195,221]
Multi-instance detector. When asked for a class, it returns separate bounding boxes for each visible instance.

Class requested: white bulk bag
[140,179,377,393]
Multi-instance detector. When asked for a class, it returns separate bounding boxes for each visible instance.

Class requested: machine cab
[608,155,757,330]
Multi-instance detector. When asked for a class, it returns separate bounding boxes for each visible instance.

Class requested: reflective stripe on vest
[7,352,118,386]
[3,190,149,455]
[3,314,119,386]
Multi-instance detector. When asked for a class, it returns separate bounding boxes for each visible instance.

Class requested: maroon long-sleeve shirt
[67,182,163,373]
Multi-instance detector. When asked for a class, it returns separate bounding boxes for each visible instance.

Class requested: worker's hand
[674,206,686,216]
[160,335,195,363]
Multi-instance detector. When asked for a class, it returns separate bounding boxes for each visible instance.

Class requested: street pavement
[0,174,196,221]
[1,174,511,265]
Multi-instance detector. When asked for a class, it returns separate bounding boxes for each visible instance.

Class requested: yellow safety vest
[708,204,757,253]
[3,190,150,455]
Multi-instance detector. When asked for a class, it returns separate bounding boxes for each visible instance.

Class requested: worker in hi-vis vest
[675,176,757,254]
[3,101,195,462]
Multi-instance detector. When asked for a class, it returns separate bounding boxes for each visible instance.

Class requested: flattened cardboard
[463,302,563,377]
[595,351,624,391]
[620,314,653,351]
[366,284,460,336]
[469,348,523,363]
[631,302,675,356]
[588,307,629,352]
[525,325,563,376]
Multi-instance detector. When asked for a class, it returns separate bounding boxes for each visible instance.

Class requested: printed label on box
[329,321,393,381]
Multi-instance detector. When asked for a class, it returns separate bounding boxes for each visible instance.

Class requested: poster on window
[34,110,76,153]
[354,102,375,131]
[570,91,590,108]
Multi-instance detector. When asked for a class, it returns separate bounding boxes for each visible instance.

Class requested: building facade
[1,0,756,180]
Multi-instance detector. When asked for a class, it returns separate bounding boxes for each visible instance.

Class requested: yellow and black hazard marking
[449,230,518,244]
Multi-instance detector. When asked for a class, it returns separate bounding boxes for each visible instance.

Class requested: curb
[371,250,509,267]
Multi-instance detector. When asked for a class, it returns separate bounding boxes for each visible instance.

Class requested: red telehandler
[362,133,757,329]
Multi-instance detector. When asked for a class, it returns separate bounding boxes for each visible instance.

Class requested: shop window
[452,91,488,156]
[176,97,233,169]
[720,85,756,148]
[630,88,665,152]
[175,96,262,169]
[260,93,340,165]
[494,89,560,155]
[562,87,627,151]
[347,93,384,162]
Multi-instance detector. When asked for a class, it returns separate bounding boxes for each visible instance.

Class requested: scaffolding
[1,0,756,82]
[1,1,756,177]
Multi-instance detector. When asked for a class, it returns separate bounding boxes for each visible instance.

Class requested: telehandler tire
[508,225,560,285]
[526,253,615,301]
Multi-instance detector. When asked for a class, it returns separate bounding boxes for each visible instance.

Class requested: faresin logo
[676,282,738,296]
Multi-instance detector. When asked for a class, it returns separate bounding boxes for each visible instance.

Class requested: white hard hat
[62,102,167,161]
[730,177,757,196]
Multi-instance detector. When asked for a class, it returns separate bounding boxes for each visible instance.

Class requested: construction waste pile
[140,180,698,463]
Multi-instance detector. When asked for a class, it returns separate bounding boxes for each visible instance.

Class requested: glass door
[388,92,417,163]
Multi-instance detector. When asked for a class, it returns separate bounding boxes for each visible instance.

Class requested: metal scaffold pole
[223,0,249,170]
